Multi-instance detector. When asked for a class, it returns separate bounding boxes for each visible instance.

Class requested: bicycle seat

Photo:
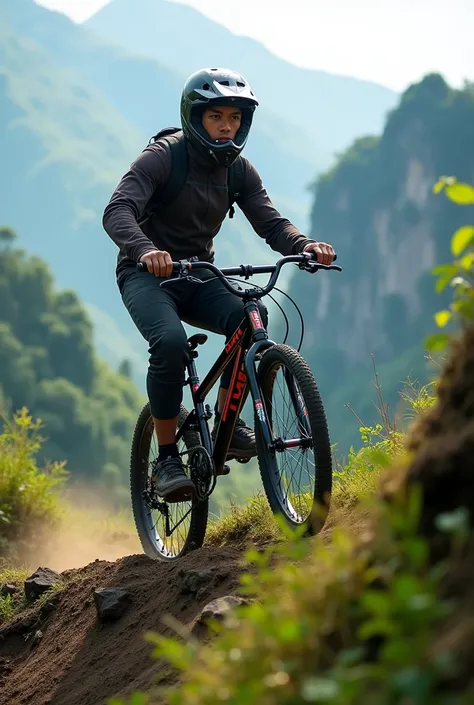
[187,334,208,350]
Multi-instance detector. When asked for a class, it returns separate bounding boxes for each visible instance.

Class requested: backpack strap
[139,131,246,226]
[138,129,188,226]
[227,155,246,219]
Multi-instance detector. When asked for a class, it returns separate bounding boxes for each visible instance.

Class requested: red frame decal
[225,327,244,354]
[250,310,264,331]
[222,347,243,421]
[228,369,247,415]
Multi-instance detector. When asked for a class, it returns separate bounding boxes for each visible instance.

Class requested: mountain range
[85,0,397,163]
[1,0,398,436]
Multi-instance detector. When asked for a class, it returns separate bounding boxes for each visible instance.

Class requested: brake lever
[159,273,205,288]
[298,261,343,274]
[317,263,343,272]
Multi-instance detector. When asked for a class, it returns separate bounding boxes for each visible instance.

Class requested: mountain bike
[130,252,342,561]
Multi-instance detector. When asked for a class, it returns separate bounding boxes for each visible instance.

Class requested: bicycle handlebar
[136,252,342,299]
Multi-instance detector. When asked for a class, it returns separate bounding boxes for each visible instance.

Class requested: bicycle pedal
[217,464,231,476]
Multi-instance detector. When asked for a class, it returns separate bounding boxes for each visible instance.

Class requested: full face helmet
[180,67,259,166]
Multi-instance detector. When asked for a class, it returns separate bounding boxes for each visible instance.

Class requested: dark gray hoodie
[102,131,314,281]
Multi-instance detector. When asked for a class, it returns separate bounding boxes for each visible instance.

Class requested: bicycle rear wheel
[130,403,208,561]
[255,344,332,535]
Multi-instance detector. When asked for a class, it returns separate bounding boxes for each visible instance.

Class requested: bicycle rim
[130,404,208,560]
[256,345,332,533]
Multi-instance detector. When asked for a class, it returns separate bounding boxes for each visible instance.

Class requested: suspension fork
[244,339,275,449]
[283,368,311,439]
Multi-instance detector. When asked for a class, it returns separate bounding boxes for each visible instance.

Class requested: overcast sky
[36,0,473,91]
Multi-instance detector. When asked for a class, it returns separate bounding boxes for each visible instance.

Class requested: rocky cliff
[286,74,474,451]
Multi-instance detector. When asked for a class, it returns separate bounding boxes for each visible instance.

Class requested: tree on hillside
[118,358,132,379]
[0,227,16,248]
[0,229,144,498]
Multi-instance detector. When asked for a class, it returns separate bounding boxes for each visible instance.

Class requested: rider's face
[202,106,242,143]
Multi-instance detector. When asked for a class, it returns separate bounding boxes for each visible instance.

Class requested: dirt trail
[0,547,245,705]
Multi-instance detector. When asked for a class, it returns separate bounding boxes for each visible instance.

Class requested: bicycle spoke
[144,428,193,557]
[265,363,316,523]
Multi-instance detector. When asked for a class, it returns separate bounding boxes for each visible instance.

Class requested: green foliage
[399,379,437,420]
[0,408,66,558]
[0,238,144,494]
[331,376,425,512]
[0,227,16,247]
[205,493,282,548]
[333,426,399,510]
[114,483,470,705]
[0,567,28,623]
[427,179,474,351]
[0,592,16,622]
[433,177,474,205]
[109,694,149,705]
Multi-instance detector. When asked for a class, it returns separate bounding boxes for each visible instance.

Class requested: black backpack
[138,127,245,227]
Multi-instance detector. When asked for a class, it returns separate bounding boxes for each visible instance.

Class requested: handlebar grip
[305,251,337,263]
[136,261,181,273]
[315,252,337,262]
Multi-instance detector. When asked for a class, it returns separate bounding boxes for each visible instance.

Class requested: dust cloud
[23,485,143,572]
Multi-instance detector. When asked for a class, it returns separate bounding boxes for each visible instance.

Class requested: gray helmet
[180,67,259,167]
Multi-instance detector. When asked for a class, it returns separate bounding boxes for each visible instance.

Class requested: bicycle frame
[176,297,275,476]
[137,252,341,482]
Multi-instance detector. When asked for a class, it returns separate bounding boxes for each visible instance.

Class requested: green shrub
[205,493,282,548]
[427,178,474,352]
[0,408,67,559]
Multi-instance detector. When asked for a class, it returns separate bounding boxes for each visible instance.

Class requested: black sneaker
[212,415,257,460]
[151,456,195,503]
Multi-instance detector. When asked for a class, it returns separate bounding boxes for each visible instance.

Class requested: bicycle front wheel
[255,344,332,535]
[130,403,208,561]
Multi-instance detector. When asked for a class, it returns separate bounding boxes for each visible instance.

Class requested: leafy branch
[426,177,474,352]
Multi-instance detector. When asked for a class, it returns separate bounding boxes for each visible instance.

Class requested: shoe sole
[226,448,257,460]
[157,479,196,504]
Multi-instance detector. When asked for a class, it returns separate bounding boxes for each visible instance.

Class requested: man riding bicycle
[103,67,335,503]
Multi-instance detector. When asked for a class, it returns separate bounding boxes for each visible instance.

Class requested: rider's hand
[140,249,173,277]
[303,241,335,266]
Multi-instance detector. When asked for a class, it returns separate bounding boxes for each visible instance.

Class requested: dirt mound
[390,325,474,556]
[0,547,245,705]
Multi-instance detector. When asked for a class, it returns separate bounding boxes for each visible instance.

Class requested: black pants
[119,268,268,419]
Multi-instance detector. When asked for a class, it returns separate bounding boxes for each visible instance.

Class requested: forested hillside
[0,228,262,510]
[0,228,143,498]
[285,74,474,453]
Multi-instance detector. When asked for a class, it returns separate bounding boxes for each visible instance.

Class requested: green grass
[204,375,431,549]
[0,565,28,623]
[205,451,391,550]
[0,564,70,625]
[205,493,282,548]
